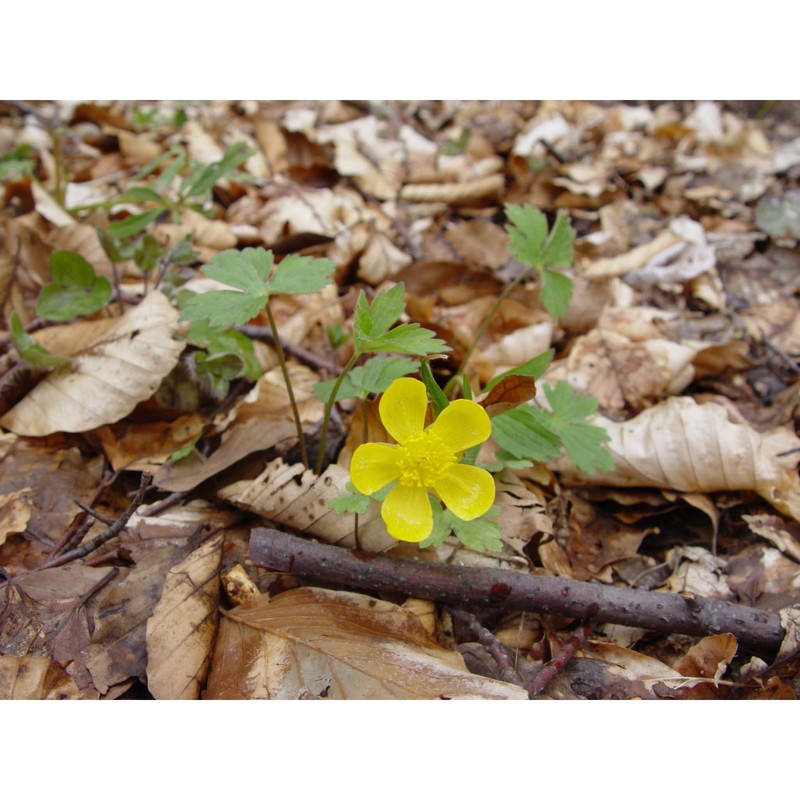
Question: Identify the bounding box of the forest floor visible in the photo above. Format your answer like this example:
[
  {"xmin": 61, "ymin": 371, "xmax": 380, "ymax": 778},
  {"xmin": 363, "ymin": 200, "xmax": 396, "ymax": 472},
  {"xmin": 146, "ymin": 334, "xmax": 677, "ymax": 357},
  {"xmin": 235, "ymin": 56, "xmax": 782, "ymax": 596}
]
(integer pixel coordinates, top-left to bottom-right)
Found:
[{"xmin": 1, "ymin": 100, "xmax": 799, "ymax": 700}]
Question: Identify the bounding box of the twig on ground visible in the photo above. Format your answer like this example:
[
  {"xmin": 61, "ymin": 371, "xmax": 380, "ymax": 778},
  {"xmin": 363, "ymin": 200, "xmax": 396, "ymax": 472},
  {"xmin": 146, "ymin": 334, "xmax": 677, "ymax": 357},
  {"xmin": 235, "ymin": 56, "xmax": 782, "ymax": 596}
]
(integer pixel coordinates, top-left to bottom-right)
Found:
[
  {"xmin": 526, "ymin": 625, "xmax": 589, "ymax": 697},
  {"xmin": 37, "ymin": 473, "xmax": 152, "ymax": 570},
  {"xmin": 238, "ymin": 325, "xmax": 338, "ymax": 375},
  {"xmin": 138, "ymin": 490, "xmax": 190, "ymax": 517},
  {"xmin": 248, "ymin": 528, "xmax": 787, "ymax": 656},
  {"xmin": 448, "ymin": 606, "xmax": 525, "ymax": 687}
]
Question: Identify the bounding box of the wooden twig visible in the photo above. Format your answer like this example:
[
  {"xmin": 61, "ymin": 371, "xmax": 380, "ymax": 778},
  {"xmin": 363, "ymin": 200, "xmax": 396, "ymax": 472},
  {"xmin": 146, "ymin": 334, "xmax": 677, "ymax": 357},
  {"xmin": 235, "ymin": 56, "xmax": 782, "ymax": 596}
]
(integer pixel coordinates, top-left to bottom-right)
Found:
[
  {"xmin": 37, "ymin": 473, "xmax": 152, "ymax": 570},
  {"xmin": 526, "ymin": 625, "xmax": 589, "ymax": 697},
  {"xmin": 248, "ymin": 528, "xmax": 787, "ymax": 656},
  {"xmin": 237, "ymin": 325, "xmax": 338, "ymax": 375},
  {"xmin": 448, "ymin": 606, "xmax": 525, "ymax": 687}
]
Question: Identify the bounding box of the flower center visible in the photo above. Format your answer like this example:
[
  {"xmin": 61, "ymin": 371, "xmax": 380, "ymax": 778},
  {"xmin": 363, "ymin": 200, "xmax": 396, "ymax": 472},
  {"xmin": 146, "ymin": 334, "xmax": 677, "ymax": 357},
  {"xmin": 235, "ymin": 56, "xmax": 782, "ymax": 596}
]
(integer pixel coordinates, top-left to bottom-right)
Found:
[{"xmin": 395, "ymin": 431, "xmax": 456, "ymax": 488}]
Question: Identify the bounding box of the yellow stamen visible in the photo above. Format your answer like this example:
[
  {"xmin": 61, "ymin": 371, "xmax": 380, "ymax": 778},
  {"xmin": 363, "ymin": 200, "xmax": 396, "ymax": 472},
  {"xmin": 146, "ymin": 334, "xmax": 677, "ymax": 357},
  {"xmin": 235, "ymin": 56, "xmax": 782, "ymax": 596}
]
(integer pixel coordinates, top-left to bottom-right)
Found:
[{"xmin": 395, "ymin": 431, "xmax": 457, "ymax": 488}]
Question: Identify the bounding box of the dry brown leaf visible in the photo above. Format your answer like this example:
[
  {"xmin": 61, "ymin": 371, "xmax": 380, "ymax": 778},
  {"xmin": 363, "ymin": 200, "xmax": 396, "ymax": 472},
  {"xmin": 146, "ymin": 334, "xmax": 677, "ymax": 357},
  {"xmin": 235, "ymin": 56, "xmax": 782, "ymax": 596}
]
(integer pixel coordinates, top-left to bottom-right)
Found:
[
  {"xmin": 95, "ymin": 415, "xmax": 207, "ymax": 472},
  {"xmin": 219, "ymin": 458, "xmax": 396, "ymax": 553},
  {"xmin": 0, "ymin": 438, "xmax": 104, "ymax": 541},
  {"xmin": 582, "ymin": 229, "xmax": 681, "ymax": 278},
  {"xmin": 743, "ymin": 514, "xmax": 800, "ymax": 563},
  {"xmin": 127, "ymin": 500, "xmax": 241, "ymax": 542},
  {"xmin": 479, "ymin": 374, "xmax": 536, "ymax": 418},
  {"xmin": 544, "ymin": 329, "xmax": 696, "ymax": 415},
  {"xmin": 83, "ymin": 542, "xmax": 194, "ymax": 694},
  {"xmin": 0, "ymin": 487, "xmax": 33, "ymax": 546},
  {"xmin": 0, "ymin": 291, "xmax": 186, "ymax": 435},
  {"xmin": 154, "ymin": 364, "xmax": 322, "ymax": 491},
  {"xmin": 672, "ymin": 633, "xmax": 737, "ymax": 697},
  {"xmin": 0, "ymin": 655, "xmax": 91, "ymax": 699},
  {"xmin": 204, "ymin": 587, "xmax": 527, "ymax": 699},
  {"xmin": 146, "ymin": 535, "xmax": 222, "ymax": 699},
  {"xmin": 556, "ymin": 396, "xmax": 800, "ymax": 520},
  {"xmin": 357, "ymin": 230, "xmax": 412, "ymax": 283}
]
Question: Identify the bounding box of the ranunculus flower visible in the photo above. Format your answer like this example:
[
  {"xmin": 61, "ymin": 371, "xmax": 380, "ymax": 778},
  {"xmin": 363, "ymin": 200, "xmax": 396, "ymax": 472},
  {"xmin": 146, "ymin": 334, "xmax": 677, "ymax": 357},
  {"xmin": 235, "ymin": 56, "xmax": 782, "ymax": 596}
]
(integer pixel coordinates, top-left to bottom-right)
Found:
[{"xmin": 350, "ymin": 377, "xmax": 495, "ymax": 542}]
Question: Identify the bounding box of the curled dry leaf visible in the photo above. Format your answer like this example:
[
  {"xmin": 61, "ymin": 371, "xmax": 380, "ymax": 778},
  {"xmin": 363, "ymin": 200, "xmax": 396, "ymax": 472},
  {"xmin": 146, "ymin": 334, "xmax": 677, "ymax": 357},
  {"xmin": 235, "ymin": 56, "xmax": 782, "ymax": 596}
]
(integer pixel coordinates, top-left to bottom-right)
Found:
[
  {"xmin": 204, "ymin": 587, "xmax": 528, "ymax": 699},
  {"xmin": 218, "ymin": 458, "xmax": 396, "ymax": 553},
  {"xmin": 0, "ymin": 291, "xmax": 186, "ymax": 436},
  {"xmin": 146, "ymin": 535, "xmax": 222, "ymax": 700},
  {"xmin": 0, "ymin": 487, "xmax": 33, "ymax": 546},
  {"xmin": 555, "ymin": 396, "xmax": 800, "ymax": 521},
  {"xmin": 479, "ymin": 374, "xmax": 536, "ymax": 418}
]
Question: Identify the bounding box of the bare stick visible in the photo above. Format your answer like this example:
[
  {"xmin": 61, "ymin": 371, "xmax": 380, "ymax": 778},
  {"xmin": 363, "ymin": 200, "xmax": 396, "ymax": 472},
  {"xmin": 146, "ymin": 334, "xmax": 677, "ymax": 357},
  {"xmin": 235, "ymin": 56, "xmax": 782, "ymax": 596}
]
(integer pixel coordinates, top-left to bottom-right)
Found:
[
  {"xmin": 248, "ymin": 528, "xmax": 786, "ymax": 655},
  {"xmin": 38, "ymin": 473, "xmax": 153, "ymax": 570},
  {"xmin": 448, "ymin": 606, "xmax": 525, "ymax": 687},
  {"xmin": 526, "ymin": 625, "xmax": 588, "ymax": 697}
]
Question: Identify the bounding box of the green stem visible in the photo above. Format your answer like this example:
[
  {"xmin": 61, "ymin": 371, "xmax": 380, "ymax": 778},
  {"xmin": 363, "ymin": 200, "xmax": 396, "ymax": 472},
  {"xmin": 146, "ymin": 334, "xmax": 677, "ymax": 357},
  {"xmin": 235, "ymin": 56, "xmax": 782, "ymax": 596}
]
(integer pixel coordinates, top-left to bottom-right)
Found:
[
  {"xmin": 314, "ymin": 352, "xmax": 359, "ymax": 475},
  {"xmin": 264, "ymin": 301, "xmax": 309, "ymax": 470},
  {"xmin": 446, "ymin": 265, "xmax": 534, "ymax": 397}
]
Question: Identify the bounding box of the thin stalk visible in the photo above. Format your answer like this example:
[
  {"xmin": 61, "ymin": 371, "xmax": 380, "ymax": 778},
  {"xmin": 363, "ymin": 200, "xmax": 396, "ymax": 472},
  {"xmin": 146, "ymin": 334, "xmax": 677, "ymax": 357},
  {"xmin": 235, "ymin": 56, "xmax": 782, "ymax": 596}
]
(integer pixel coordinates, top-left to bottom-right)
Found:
[
  {"xmin": 446, "ymin": 265, "xmax": 534, "ymax": 397},
  {"xmin": 51, "ymin": 127, "xmax": 66, "ymax": 208},
  {"xmin": 314, "ymin": 351, "xmax": 359, "ymax": 475},
  {"xmin": 264, "ymin": 301, "xmax": 309, "ymax": 470}
]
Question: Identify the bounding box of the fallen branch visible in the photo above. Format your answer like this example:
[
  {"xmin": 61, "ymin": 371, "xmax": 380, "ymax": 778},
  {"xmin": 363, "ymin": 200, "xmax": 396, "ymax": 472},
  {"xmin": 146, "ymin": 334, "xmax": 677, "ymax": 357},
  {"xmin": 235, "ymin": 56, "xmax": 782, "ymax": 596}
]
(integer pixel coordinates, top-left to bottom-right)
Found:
[{"xmin": 248, "ymin": 528, "xmax": 786, "ymax": 656}]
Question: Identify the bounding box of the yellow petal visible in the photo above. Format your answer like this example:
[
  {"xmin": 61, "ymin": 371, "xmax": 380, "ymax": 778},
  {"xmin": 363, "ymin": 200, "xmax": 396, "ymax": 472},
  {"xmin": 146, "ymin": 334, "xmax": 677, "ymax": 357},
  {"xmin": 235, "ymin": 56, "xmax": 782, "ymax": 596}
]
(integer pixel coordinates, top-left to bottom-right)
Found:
[
  {"xmin": 428, "ymin": 399, "xmax": 491, "ymax": 453},
  {"xmin": 350, "ymin": 443, "xmax": 401, "ymax": 495},
  {"xmin": 379, "ymin": 378, "xmax": 428, "ymax": 445},
  {"xmin": 381, "ymin": 484, "xmax": 433, "ymax": 542},
  {"xmin": 434, "ymin": 463, "xmax": 495, "ymax": 521}
]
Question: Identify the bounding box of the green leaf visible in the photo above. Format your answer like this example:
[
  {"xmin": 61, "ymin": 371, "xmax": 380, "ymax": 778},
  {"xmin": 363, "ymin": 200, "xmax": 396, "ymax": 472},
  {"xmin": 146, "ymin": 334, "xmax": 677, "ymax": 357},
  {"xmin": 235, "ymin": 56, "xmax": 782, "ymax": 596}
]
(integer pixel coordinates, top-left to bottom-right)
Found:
[
  {"xmin": 360, "ymin": 324, "xmax": 450, "ymax": 357},
  {"xmin": 354, "ymin": 283, "xmax": 405, "ymax": 340},
  {"xmin": 187, "ymin": 320, "xmax": 261, "ymax": 382},
  {"xmin": 180, "ymin": 141, "xmax": 253, "ymax": 198},
  {"xmin": 124, "ymin": 185, "xmax": 166, "ymax": 204},
  {"xmin": 133, "ymin": 142, "xmax": 183, "ymax": 181},
  {"xmin": 36, "ymin": 251, "xmax": 112, "ymax": 321},
  {"xmin": 491, "ymin": 405, "xmax": 563, "ymax": 463},
  {"xmin": 169, "ymin": 436, "xmax": 201, "ymax": 463},
  {"xmin": 504, "ymin": 204, "xmax": 575, "ymax": 320},
  {"xmin": 505, "ymin": 205, "xmax": 575, "ymax": 269},
  {"xmin": 267, "ymin": 254, "xmax": 335, "ymax": 296},
  {"xmin": 107, "ymin": 208, "xmax": 163, "ymax": 238},
  {"xmin": 326, "ymin": 322, "xmax": 350, "ymax": 350},
  {"xmin": 484, "ymin": 349, "xmax": 554, "ymax": 392},
  {"xmin": 313, "ymin": 355, "xmax": 419, "ymax": 405},
  {"xmin": 179, "ymin": 290, "xmax": 266, "ymax": 328},
  {"xmin": 538, "ymin": 381, "xmax": 613, "ymax": 474},
  {"xmin": 134, "ymin": 234, "xmax": 162, "ymax": 273},
  {"xmin": 539, "ymin": 268, "xmax": 573, "ymax": 321},
  {"xmin": 203, "ymin": 247, "xmax": 273, "ymax": 294},
  {"xmin": 421, "ymin": 504, "xmax": 502, "ymax": 552},
  {"xmin": 9, "ymin": 313, "xmax": 72, "ymax": 370},
  {"xmin": 353, "ymin": 284, "xmax": 449, "ymax": 357},
  {"xmin": 419, "ymin": 360, "xmax": 449, "ymax": 415}
]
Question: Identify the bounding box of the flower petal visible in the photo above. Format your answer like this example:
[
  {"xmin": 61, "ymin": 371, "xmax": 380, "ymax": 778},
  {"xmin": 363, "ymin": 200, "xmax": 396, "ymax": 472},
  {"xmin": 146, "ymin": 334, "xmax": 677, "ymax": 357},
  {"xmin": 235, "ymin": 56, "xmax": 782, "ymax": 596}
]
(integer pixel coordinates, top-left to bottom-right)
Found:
[
  {"xmin": 379, "ymin": 378, "xmax": 428, "ymax": 445},
  {"xmin": 350, "ymin": 443, "xmax": 401, "ymax": 495},
  {"xmin": 381, "ymin": 484, "xmax": 433, "ymax": 542},
  {"xmin": 434, "ymin": 463, "xmax": 495, "ymax": 521},
  {"xmin": 428, "ymin": 399, "xmax": 491, "ymax": 453}
]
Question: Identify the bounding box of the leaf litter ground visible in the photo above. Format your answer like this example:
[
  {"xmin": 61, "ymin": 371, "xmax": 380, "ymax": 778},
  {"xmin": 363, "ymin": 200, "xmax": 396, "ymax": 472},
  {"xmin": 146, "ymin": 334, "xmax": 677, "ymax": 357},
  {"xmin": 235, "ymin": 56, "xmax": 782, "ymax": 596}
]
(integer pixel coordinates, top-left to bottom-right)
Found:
[{"xmin": 1, "ymin": 100, "xmax": 799, "ymax": 699}]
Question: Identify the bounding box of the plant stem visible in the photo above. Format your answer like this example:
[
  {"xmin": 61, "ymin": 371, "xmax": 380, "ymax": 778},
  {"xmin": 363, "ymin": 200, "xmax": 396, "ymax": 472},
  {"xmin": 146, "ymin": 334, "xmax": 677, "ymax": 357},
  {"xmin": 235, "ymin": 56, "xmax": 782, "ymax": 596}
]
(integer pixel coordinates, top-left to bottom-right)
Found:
[
  {"xmin": 264, "ymin": 301, "xmax": 309, "ymax": 470},
  {"xmin": 314, "ymin": 351, "xmax": 359, "ymax": 475},
  {"xmin": 446, "ymin": 265, "xmax": 534, "ymax": 397}
]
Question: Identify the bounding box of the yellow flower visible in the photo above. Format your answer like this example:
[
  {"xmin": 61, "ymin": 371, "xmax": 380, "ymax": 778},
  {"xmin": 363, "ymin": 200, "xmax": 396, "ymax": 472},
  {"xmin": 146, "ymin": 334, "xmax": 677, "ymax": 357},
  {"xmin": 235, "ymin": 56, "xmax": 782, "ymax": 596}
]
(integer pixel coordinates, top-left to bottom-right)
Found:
[{"xmin": 350, "ymin": 377, "xmax": 495, "ymax": 542}]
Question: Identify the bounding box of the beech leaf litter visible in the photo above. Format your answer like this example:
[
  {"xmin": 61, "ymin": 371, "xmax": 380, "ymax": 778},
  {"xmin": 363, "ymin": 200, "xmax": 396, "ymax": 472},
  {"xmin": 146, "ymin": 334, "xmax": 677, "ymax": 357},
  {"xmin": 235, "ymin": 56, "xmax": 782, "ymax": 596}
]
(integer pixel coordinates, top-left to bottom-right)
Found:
[{"xmin": 1, "ymin": 100, "xmax": 800, "ymax": 700}]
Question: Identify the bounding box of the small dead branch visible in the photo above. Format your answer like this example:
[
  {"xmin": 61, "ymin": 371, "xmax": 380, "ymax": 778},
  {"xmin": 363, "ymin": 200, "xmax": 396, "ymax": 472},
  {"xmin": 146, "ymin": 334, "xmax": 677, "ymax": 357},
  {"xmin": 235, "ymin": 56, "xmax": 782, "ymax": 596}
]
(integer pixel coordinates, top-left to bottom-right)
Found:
[
  {"xmin": 38, "ymin": 473, "xmax": 153, "ymax": 570},
  {"xmin": 448, "ymin": 606, "xmax": 525, "ymax": 687},
  {"xmin": 526, "ymin": 625, "xmax": 589, "ymax": 697},
  {"xmin": 248, "ymin": 528, "xmax": 787, "ymax": 656}
]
